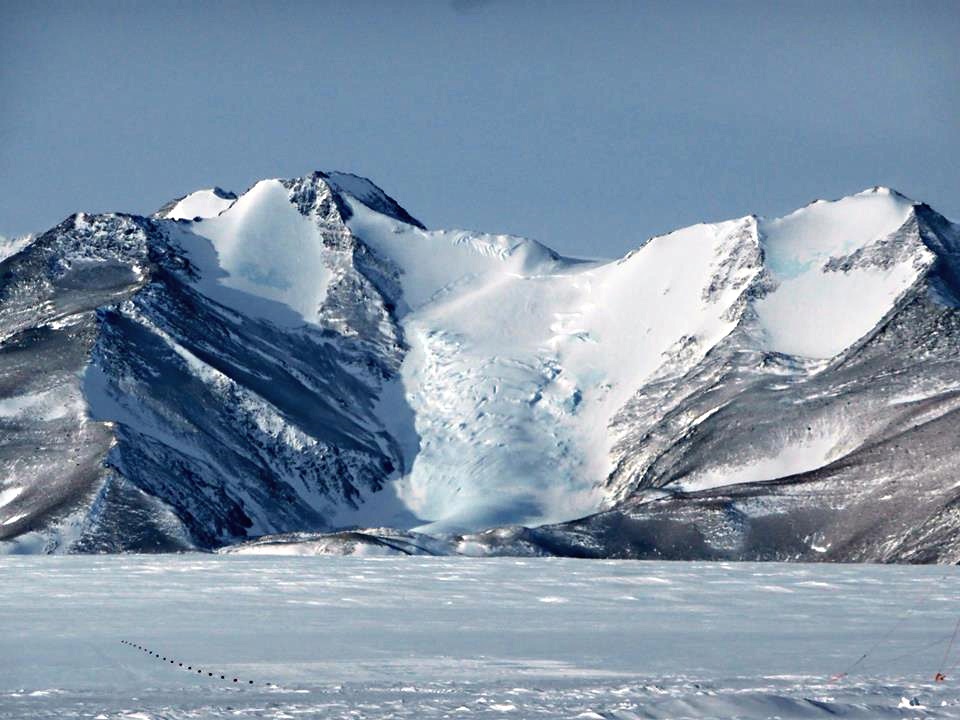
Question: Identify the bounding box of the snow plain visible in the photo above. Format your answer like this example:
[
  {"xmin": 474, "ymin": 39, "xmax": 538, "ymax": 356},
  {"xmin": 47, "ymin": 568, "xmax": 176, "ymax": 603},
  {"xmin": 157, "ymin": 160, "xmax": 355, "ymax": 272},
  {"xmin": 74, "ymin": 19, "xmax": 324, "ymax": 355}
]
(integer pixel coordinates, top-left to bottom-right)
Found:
[{"xmin": 2, "ymin": 557, "xmax": 960, "ymax": 719}]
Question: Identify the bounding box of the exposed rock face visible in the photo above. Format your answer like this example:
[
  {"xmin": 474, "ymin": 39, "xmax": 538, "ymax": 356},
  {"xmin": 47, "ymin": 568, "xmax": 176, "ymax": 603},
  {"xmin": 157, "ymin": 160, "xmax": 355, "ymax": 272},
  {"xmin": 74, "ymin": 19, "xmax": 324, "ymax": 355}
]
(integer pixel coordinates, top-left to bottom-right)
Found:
[
  {"xmin": 2, "ymin": 175, "xmax": 959, "ymax": 561},
  {"xmin": 0, "ymin": 177, "xmax": 413, "ymax": 552}
]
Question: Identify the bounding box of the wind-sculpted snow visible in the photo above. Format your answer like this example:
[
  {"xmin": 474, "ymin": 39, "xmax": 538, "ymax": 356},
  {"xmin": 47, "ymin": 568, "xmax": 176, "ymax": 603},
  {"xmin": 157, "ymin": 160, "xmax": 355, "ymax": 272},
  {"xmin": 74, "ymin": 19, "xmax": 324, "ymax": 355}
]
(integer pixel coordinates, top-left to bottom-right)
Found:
[
  {"xmin": 1, "ymin": 171, "xmax": 960, "ymax": 558},
  {"xmin": 182, "ymin": 179, "xmax": 337, "ymax": 325},
  {"xmin": 2, "ymin": 556, "xmax": 960, "ymax": 719},
  {"xmin": 754, "ymin": 189, "xmax": 929, "ymax": 358},
  {"xmin": 155, "ymin": 187, "xmax": 237, "ymax": 221}
]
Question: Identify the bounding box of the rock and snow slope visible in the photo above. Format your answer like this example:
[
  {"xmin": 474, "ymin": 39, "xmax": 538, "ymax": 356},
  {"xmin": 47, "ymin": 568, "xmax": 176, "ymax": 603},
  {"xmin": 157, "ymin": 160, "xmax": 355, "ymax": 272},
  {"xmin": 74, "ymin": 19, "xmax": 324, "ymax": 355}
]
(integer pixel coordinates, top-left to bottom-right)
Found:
[{"xmin": 1, "ymin": 172, "xmax": 958, "ymax": 560}]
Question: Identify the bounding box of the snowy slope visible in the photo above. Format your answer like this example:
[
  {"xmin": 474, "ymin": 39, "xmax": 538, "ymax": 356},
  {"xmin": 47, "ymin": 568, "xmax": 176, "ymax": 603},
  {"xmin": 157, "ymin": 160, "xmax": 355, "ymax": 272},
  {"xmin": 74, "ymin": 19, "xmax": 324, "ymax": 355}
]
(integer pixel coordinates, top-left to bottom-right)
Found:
[
  {"xmin": 1, "ymin": 172, "xmax": 959, "ymax": 559},
  {"xmin": 342, "ymin": 187, "xmax": 940, "ymax": 533},
  {"xmin": 182, "ymin": 179, "xmax": 334, "ymax": 325},
  {"xmin": 755, "ymin": 188, "xmax": 928, "ymax": 357},
  {"xmin": 155, "ymin": 187, "xmax": 237, "ymax": 220},
  {"xmin": 341, "ymin": 199, "xmax": 767, "ymax": 532},
  {"xmin": 0, "ymin": 234, "xmax": 34, "ymax": 263}
]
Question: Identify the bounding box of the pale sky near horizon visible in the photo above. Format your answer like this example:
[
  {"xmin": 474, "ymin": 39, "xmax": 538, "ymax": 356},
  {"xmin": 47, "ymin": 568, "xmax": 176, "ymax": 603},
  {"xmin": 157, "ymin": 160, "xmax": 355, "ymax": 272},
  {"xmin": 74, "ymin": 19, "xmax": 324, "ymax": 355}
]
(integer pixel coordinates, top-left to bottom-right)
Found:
[{"xmin": 1, "ymin": 0, "xmax": 958, "ymax": 257}]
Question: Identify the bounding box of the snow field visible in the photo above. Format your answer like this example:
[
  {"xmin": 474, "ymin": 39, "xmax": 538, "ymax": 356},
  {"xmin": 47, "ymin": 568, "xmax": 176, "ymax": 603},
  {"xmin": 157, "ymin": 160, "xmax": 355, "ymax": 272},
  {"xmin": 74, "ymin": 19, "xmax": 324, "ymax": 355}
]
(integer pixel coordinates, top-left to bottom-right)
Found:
[{"xmin": 2, "ymin": 556, "xmax": 960, "ymax": 719}]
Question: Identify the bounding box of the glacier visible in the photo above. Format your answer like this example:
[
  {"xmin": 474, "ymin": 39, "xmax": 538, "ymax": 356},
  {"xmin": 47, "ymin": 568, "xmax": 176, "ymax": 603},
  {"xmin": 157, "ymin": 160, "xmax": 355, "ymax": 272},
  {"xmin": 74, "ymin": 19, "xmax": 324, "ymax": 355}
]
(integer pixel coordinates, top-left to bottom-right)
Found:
[{"xmin": 1, "ymin": 172, "xmax": 959, "ymax": 560}]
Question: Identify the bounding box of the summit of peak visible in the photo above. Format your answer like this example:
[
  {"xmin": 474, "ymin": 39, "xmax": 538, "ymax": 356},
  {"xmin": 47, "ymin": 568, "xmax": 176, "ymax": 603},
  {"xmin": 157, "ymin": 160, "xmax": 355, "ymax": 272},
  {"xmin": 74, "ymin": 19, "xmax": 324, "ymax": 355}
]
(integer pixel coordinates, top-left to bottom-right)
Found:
[
  {"xmin": 157, "ymin": 171, "xmax": 425, "ymax": 230},
  {"xmin": 243, "ymin": 171, "xmax": 426, "ymax": 230},
  {"xmin": 209, "ymin": 186, "xmax": 238, "ymax": 200},
  {"xmin": 155, "ymin": 187, "xmax": 238, "ymax": 221},
  {"xmin": 854, "ymin": 185, "xmax": 914, "ymax": 202},
  {"xmin": 320, "ymin": 170, "xmax": 426, "ymax": 230}
]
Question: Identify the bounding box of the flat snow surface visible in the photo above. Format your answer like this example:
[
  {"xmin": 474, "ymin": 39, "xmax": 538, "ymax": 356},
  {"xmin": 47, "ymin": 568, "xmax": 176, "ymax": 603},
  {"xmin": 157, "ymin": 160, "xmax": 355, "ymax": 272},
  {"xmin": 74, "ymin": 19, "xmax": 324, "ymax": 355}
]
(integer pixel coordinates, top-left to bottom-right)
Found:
[{"xmin": 2, "ymin": 557, "xmax": 960, "ymax": 719}]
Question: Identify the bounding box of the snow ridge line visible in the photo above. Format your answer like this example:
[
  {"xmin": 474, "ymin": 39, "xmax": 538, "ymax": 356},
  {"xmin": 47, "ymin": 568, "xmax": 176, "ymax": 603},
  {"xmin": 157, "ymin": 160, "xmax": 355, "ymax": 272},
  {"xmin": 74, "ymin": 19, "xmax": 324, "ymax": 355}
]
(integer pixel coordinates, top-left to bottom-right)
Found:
[{"xmin": 118, "ymin": 640, "xmax": 275, "ymax": 687}]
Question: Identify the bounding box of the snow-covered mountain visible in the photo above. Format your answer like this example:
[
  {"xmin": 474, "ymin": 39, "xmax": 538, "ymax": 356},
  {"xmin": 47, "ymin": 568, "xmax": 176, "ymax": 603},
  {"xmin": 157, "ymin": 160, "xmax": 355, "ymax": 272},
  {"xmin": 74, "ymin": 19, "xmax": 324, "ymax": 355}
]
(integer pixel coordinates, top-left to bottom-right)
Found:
[{"xmin": 2, "ymin": 172, "xmax": 958, "ymax": 561}]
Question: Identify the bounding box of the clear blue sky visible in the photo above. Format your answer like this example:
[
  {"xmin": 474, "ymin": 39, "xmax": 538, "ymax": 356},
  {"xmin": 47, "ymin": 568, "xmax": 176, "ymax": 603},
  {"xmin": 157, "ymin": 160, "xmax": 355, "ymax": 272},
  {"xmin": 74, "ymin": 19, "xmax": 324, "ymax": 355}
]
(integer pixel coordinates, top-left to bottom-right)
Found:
[{"xmin": 2, "ymin": 0, "xmax": 958, "ymax": 257}]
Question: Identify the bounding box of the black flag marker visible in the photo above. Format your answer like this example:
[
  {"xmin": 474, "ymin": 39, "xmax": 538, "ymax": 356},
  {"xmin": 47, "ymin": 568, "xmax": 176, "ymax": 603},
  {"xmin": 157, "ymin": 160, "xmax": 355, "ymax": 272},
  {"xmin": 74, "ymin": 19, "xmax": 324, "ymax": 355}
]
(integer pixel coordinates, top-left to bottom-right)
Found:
[{"xmin": 121, "ymin": 641, "xmax": 262, "ymax": 687}]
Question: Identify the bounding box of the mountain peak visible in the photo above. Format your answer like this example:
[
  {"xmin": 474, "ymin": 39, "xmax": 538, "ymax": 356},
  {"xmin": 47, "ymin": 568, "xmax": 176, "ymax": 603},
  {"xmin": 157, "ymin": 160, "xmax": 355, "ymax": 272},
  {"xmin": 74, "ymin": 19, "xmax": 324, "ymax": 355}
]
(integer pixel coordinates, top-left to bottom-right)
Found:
[
  {"xmin": 155, "ymin": 187, "xmax": 238, "ymax": 221},
  {"xmin": 317, "ymin": 171, "xmax": 426, "ymax": 230},
  {"xmin": 265, "ymin": 170, "xmax": 424, "ymax": 229},
  {"xmin": 210, "ymin": 186, "xmax": 237, "ymax": 199},
  {"xmin": 155, "ymin": 171, "xmax": 425, "ymax": 230},
  {"xmin": 854, "ymin": 185, "xmax": 914, "ymax": 201}
]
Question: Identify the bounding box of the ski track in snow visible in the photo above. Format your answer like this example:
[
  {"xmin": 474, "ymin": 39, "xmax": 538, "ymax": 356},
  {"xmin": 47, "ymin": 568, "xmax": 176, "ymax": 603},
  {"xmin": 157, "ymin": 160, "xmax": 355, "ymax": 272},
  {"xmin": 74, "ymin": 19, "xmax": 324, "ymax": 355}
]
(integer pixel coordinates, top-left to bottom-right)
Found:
[{"xmin": 1, "ymin": 556, "xmax": 960, "ymax": 719}]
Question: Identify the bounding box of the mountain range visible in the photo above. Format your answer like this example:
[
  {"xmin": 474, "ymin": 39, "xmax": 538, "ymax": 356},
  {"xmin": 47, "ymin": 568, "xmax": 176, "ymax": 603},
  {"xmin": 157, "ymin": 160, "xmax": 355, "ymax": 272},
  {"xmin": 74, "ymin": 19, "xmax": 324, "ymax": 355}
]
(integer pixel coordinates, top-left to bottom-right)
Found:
[{"xmin": 1, "ymin": 172, "xmax": 958, "ymax": 561}]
